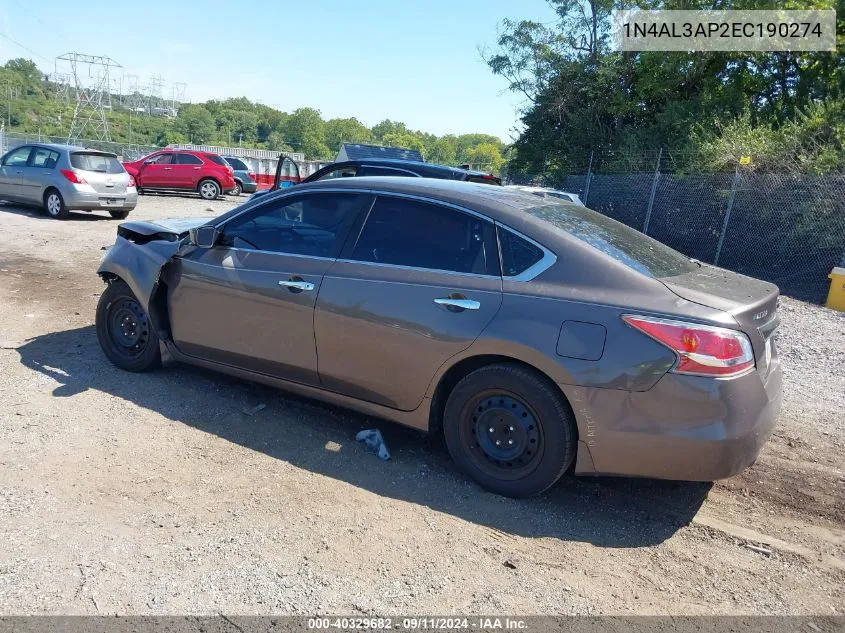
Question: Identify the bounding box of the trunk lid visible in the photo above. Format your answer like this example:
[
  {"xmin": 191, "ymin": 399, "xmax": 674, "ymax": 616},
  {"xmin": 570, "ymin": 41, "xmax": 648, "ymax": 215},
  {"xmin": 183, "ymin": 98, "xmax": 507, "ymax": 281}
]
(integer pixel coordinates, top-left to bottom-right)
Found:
[{"xmin": 661, "ymin": 264, "xmax": 780, "ymax": 373}]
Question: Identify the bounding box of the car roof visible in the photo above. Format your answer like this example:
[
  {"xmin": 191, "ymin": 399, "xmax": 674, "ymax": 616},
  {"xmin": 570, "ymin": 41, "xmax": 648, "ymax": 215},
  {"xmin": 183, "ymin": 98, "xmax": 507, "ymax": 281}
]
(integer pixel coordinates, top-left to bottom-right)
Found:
[
  {"xmin": 333, "ymin": 157, "xmax": 495, "ymax": 178},
  {"xmin": 12, "ymin": 142, "xmax": 84, "ymax": 153}
]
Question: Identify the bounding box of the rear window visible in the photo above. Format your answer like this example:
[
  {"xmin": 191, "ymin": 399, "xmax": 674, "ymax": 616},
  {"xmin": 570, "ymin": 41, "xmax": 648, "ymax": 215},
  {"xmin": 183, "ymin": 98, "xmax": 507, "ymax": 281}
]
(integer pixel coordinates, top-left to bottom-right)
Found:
[
  {"xmin": 70, "ymin": 152, "xmax": 123, "ymax": 174},
  {"xmin": 204, "ymin": 154, "xmax": 227, "ymax": 166},
  {"xmin": 498, "ymin": 227, "xmax": 544, "ymax": 277},
  {"xmin": 525, "ymin": 203, "xmax": 697, "ymax": 278}
]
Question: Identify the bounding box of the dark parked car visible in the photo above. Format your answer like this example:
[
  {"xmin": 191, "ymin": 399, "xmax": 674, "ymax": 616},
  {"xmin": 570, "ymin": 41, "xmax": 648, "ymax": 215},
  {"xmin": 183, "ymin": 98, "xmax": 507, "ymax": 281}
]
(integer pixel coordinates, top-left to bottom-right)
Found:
[
  {"xmin": 222, "ymin": 156, "xmax": 258, "ymax": 196},
  {"xmin": 251, "ymin": 157, "xmax": 501, "ymax": 200},
  {"xmin": 122, "ymin": 149, "xmax": 236, "ymax": 200},
  {"xmin": 95, "ymin": 177, "xmax": 781, "ymax": 497}
]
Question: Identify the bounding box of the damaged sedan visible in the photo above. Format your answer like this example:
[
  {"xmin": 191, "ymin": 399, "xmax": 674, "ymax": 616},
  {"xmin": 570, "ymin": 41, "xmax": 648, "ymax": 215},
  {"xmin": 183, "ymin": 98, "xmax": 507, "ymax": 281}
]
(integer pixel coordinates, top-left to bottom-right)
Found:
[{"xmin": 96, "ymin": 177, "xmax": 782, "ymax": 497}]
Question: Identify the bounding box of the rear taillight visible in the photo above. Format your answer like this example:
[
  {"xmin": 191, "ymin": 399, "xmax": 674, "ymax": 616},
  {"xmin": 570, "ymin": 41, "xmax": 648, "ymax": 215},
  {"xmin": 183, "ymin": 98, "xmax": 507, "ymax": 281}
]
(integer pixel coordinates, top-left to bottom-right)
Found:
[
  {"xmin": 248, "ymin": 172, "xmax": 256, "ymax": 180},
  {"xmin": 127, "ymin": 176, "xmax": 136, "ymax": 188},
  {"xmin": 623, "ymin": 315, "xmax": 754, "ymax": 377},
  {"xmin": 60, "ymin": 169, "xmax": 87, "ymax": 185}
]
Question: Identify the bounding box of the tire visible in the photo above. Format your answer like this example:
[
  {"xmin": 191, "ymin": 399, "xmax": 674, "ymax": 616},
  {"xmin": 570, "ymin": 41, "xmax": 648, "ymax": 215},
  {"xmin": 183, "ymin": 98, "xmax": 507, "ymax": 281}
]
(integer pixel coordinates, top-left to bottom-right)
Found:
[
  {"xmin": 443, "ymin": 363, "xmax": 577, "ymax": 498},
  {"xmin": 95, "ymin": 279, "xmax": 161, "ymax": 372},
  {"xmin": 109, "ymin": 210, "xmax": 130, "ymax": 220},
  {"xmin": 230, "ymin": 181, "xmax": 242, "ymax": 197},
  {"xmin": 44, "ymin": 189, "xmax": 69, "ymax": 219},
  {"xmin": 198, "ymin": 179, "xmax": 220, "ymax": 200}
]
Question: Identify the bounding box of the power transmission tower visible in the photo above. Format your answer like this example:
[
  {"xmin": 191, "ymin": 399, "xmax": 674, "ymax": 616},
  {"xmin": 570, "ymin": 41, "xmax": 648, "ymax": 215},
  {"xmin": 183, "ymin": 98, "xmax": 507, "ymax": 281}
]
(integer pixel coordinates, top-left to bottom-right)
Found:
[
  {"xmin": 57, "ymin": 53, "xmax": 122, "ymax": 143},
  {"xmin": 170, "ymin": 82, "xmax": 187, "ymax": 114}
]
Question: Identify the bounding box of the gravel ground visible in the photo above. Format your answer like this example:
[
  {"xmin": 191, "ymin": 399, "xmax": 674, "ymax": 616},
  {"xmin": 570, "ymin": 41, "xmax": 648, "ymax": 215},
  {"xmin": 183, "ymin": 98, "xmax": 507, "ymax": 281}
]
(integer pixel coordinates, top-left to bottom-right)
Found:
[{"xmin": 0, "ymin": 194, "xmax": 843, "ymax": 616}]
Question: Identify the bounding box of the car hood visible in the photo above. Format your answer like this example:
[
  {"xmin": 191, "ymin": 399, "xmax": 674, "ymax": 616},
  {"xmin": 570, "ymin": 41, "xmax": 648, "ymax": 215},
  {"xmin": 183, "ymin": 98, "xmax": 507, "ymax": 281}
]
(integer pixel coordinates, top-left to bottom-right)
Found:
[{"xmin": 118, "ymin": 217, "xmax": 210, "ymax": 238}]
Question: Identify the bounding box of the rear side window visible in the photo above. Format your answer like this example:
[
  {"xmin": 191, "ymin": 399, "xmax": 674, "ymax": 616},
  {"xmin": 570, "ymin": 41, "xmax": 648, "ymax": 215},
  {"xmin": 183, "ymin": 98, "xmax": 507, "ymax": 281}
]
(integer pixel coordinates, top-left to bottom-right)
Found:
[
  {"xmin": 526, "ymin": 203, "xmax": 696, "ymax": 278},
  {"xmin": 317, "ymin": 165, "xmax": 357, "ymax": 180},
  {"xmin": 70, "ymin": 152, "xmax": 123, "ymax": 173},
  {"xmin": 176, "ymin": 153, "xmax": 202, "ymax": 165},
  {"xmin": 226, "ymin": 157, "xmax": 248, "ymax": 170},
  {"xmin": 30, "ymin": 148, "xmax": 60, "ymax": 169},
  {"xmin": 358, "ymin": 166, "xmax": 419, "ymax": 177},
  {"xmin": 351, "ymin": 197, "xmax": 497, "ymax": 275},
  {"xmin": 498, "ymin": 227, "xmax": 544, "ymax": 277},
  {"xmin": 204, "ymin": 154, "xmax": 227, "ymax": 166}
]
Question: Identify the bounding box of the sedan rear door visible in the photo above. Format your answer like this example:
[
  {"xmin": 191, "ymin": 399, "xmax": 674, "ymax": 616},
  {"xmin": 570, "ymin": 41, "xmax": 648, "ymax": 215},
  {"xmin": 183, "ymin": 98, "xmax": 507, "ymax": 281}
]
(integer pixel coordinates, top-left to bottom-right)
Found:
[
  {"xmin": 167, "ymin": 191, "xmax": 368, "ymax": 385},
  {"xmin": 315, "ymin": 194, "xmax": 503, "ymax": 411}
]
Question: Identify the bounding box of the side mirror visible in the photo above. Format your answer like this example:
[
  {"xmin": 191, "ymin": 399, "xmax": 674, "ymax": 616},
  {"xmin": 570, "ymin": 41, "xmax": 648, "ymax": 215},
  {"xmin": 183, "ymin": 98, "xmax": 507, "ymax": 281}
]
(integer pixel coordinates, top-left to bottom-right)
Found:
[
  {"xmin": 143, "ymin": 159, "xmax": 156, "ymax": 165},
  {"xmin": 189, "ymin": 225, "xmax": 219, "ymax": 248}
]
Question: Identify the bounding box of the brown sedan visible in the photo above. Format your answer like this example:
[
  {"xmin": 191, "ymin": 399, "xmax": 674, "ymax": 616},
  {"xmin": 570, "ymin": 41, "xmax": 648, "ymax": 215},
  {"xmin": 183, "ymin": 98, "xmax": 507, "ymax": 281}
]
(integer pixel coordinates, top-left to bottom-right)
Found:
[{"xmin": 96, "ymin": 177, "xmax": 782, "ymax": 497}]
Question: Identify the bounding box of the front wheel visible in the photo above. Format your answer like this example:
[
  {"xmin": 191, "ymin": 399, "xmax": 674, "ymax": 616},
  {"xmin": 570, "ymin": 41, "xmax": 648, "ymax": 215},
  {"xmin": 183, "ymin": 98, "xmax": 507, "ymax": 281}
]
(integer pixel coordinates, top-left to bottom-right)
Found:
[
  {"xmin": 96, "ymin": 280, "xmax": 161, "ymax": 372},
  {"xmin": 198, "ymin": 179, "xmax": 220, "ymax": 200},
  {"xmin": 44, "ymin": 189, "xmax": 69, "ymax": 219},
  {"xmin": 443, "ymin": 364, "xmax": 577, "ymax": 498}
]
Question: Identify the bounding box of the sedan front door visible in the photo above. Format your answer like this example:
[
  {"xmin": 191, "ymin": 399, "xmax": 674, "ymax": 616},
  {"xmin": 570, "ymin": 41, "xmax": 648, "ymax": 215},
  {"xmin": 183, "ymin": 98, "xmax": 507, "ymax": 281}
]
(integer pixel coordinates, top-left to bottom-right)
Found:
[
  {"xmin": 167, "ymin": 191, "xmax": 367, "ymax": 385},
  {"xmin": 315, "ymin": 195, "xmax": 503, "ymax": 411},
  {"xmin": 137, "ymin": 152, "xmax": 174, "ymax": 188}
]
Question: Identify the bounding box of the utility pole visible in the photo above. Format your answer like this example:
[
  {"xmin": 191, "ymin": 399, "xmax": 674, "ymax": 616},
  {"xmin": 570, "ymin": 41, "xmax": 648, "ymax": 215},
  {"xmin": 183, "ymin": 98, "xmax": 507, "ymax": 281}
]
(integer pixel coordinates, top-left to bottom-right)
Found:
[{"xmin": 56, "ymin": 52, "xmax": 122, "ymax": 143}]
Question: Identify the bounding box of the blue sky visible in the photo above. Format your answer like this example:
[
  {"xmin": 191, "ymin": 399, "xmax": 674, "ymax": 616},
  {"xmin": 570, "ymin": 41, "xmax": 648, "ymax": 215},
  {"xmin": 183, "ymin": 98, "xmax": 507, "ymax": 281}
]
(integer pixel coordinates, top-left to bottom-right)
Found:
[{"xmin": 0, "ymin": 0, "xmax": 559, "ymax": 141}]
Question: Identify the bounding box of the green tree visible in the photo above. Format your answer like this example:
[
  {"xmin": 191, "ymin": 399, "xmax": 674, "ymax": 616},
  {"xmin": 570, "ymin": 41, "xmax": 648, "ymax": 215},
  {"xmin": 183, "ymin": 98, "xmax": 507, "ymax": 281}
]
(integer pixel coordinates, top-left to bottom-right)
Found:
[
  {"xmin": 382, "ymin": 131, "xmax": 426, "ymax": 158},
  {"xmin": 4, "ymin": 58, "xmax": 41, "ymax": 83},
  {"xmin": 282, "ymin": 108, "xmax": 331, "ymax": 159},
  {"xmin": 325, "ymin": 117, "xmax": 373, "ymax": 152},
  {"xmin": 428, "ymin": 136, "xmax": 458, "ymax": 165},
  {"xmin": 466, "ymin": 143, "xmax": 505, "ymax": 173},
  {"xmin": 173, "ymin": 104, "xmax": 214, "ymax": 144},
  {"xmin": 371, "ymin": 119, "xmax": 407, "ymax": 141},
  {"xmin": 267, "ymin": 131, "xmax": 294, "ymax": 153}
]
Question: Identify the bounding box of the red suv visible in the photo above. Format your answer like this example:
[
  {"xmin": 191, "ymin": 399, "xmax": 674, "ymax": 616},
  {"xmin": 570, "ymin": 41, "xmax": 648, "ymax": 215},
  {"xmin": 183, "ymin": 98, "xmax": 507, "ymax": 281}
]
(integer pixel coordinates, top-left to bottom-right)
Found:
[{"xmin": 122, "ymin": 150, "xmax": 236, "ymax": 200}]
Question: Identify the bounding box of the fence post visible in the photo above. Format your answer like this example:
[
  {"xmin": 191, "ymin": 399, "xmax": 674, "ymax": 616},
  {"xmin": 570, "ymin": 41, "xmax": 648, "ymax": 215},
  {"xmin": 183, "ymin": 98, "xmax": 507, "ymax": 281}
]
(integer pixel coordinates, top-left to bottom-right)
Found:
[
  {"xmin": 583, "ymin": 151, "xmax": 594, "ymax": 206},
  {"xmin": 714, "ymin": 164, "xmax": 741, "ymax": 266},
  {"xmin": 643, "ymin": 148, "xmax": 662, "ymax": 235}
]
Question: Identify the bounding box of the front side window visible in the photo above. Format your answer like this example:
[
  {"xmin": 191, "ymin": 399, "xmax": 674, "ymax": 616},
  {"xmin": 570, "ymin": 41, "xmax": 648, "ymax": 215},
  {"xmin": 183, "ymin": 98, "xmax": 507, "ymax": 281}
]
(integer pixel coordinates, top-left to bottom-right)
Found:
[
  {"xmin": 317, "ymin": 165, "xmax": 357, "ymax": 180},
  {"xmin": 3, "ymin": 146, "xmax": 32, "ymax": 167},
  {"xmin": 221, "ymin": 193, "xmax": 363, "ymax": 258},
  {"xmin": 358, "ymin": 166, "xmax": 418, "ymax": 177},
  {"xmin": 30, "ymin": 148, "xmax": 61, "ymax": 169},
  {"xmin": 498, "ymin": 227, "xmax": 544, "ymax": 277},
  {"xmin": 146, "ymin": 153, "xmax": 173, "ymax": 165},
  {"xmin": 351, "ymin": 196, "xmax": 497, "ymax": 275},
  {"xmin": 176, "ymin": 153, "xmax": 203, "ymax": 165}
]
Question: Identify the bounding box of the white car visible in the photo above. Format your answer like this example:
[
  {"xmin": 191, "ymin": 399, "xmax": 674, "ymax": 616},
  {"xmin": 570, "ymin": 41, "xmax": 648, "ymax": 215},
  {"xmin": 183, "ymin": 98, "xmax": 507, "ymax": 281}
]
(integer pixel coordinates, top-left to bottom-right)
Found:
[{"xmin": 506, "ymin": 185, "xmax": 585, "ymax": 206}]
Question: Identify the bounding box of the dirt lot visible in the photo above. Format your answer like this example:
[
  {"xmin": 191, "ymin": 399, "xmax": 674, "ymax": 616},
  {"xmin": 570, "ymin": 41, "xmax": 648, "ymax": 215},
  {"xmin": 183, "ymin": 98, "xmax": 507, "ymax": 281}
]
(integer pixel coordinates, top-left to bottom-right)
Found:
[{"xmin": 0, "ymin": 195, "xmax": 843, "ymax": 616}]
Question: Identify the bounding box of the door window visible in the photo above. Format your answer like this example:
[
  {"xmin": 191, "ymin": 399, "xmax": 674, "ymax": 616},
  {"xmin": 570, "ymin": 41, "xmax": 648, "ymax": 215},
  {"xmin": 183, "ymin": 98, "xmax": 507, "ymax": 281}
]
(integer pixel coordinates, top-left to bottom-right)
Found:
[
  {"xmin": 358, "ymin": 166, "xmax": 419, "ymax": 177},
  {"xmin": 175, "ymin": 153, "xmax": 203, "ymax": 165},
  {"xmin": 3, "ymin": 146, "xmax": 32, "ymax": 167},
  {"xmin": 316, "ymin": 165, "xmax": 357, "ymax": 180},
  {"xmin": 146, "ymin": 153, "xmax": 173, "ymax": 165},
  {"xmin": 30, "ymin": 148, "xmax": 61, "ymax": 169},
  {"xmin": 350, "ymin": 196, "xmax": 498, "ymax": 275},
  {"xmin": 497, "ymin": 227, "xmax": 544, "ymax": 277},
  {"xmin": 225, "ymin": 157, "xmax": 248, "ymax": 170},
  {"xmin": 221, "ymin": 193, "xmax": 363, "ymax": 258}
]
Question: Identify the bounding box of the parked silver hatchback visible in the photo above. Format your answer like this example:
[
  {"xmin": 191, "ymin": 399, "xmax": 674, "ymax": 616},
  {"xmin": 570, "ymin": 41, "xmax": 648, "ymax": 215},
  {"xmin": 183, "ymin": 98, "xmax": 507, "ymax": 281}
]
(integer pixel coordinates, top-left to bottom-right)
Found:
[{"xmin": 0, "ymin": 143, "xmax": 138, "ymax": 219}]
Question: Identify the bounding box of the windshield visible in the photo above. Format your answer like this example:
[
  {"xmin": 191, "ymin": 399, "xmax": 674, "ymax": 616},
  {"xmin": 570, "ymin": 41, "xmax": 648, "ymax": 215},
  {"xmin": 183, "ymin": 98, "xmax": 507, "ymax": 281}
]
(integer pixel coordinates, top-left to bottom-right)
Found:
[
  {"xmin": 70, "ymin": 152, "xmax": 124, "ymax": 174},
  {"xmin": 526, "ymin": 203, "xmax": 697, "ymax": 278}
]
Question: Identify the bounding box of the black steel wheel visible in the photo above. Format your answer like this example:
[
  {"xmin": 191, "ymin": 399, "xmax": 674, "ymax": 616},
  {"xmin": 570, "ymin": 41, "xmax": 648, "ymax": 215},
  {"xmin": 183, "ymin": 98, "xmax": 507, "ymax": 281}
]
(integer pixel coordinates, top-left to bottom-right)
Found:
[
  {"xmin": 443, "ymin": 363, "xmax": 577, "ymax": 497},
  {"xmin": 96, "ymin": 280, "xmax": 161, "ymax": 372}
]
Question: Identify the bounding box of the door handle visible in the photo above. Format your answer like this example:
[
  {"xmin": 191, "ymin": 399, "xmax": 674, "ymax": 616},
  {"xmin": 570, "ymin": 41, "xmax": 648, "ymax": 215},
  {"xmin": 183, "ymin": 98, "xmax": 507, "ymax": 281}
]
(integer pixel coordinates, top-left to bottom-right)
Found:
[
  {"xmin": 193, "ymin": 167, "xmax": 201, "ymax": 170},
  {"xmin": 434, "ymin": 297, "xmax": 480, "ymax": 311},
  {"xmin": 279, "ymin": 279, "xmax": 315, "ymax": 292},
  {"xmin": 163, "ymin": 167, "xmax": 172, "ymax": 170}
]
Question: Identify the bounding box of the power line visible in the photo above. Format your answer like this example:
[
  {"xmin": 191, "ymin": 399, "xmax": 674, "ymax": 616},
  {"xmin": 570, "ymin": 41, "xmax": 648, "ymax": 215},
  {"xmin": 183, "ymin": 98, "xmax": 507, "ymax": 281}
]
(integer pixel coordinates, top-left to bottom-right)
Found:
[{"xmin": 0, "ymin": 31, "xmax": 52, "ymax": 63}]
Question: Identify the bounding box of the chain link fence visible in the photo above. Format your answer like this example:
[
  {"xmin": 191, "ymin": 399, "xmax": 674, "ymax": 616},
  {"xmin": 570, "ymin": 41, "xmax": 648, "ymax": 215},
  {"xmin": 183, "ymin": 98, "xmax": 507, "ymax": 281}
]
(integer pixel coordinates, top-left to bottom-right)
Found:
[
  {"xmin": 0, "ymin": 130, "xmax": 159, "ymax": 162},
  {"xmin": 508, "ymin": 151, "xmax": 845, "ymax": 304}
]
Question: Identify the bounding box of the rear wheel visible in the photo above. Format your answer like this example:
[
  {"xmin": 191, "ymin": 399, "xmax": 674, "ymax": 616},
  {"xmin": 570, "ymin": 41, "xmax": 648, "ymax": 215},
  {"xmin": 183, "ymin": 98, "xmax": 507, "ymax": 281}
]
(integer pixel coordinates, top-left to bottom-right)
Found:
[
  {"xmin": 230, "ymin": 181, "xmax": 242, "ymax": 196},
  {"xmin": 95, "ymin": 279, "xmax": 161, "ymax": 372},
  {"xmin": 198, "ymin": 179, "xmax": 220, "ymax": 200},
  {"xmin": 44, "ymin": 189, "xmax": 69, "ymax": 219},
  {"xmin": 443, "ymin": 363, "xmax": 577, "ymax": 498},
  {"xmin": 109, "ymin": 210, "xmax": 130, "ymax": 220}
]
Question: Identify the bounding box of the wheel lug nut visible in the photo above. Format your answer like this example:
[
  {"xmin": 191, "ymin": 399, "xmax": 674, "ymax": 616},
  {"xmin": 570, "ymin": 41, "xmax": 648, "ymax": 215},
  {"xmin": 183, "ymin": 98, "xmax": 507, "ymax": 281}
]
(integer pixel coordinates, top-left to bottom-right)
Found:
[
  {"xmin": 508, "ymin": 439, "xmax": 513, "ymax": 445},
  {"xmin": 489, "ymin": 428, "xmax": 494, "ymax": 433},
  {"xmin": 495, "ymin": 440, "xmax": 501, "ymax": 446},
  {"xmin": 509, "ymin": 426, "xmax": 514, "ymax": 431}
]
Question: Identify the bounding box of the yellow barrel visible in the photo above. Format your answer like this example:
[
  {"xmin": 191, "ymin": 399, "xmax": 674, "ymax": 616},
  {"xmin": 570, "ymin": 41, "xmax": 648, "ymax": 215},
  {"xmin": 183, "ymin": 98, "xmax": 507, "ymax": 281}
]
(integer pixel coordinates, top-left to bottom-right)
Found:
[{"xmin": 826, "ymin": 267, "xmax": 845, "ymax": 311}]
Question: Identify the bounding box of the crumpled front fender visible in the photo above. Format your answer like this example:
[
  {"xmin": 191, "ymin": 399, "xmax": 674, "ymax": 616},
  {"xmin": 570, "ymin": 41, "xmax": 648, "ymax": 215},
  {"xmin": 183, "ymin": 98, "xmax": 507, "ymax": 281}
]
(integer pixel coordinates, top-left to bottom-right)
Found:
[{"xmin": 97, "ymin": 236, "xmax": 182, "ymax": 336}]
